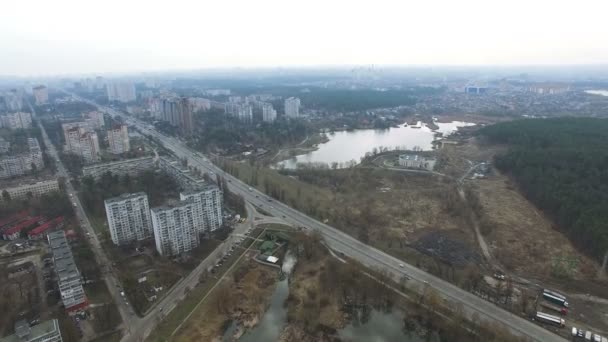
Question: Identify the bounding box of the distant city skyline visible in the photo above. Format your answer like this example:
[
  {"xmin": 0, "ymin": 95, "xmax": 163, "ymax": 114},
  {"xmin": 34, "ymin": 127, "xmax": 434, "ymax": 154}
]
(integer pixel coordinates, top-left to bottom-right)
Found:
[{"xmin": 1, "ymin": 0, "xmax": 607, "ymax": 76}]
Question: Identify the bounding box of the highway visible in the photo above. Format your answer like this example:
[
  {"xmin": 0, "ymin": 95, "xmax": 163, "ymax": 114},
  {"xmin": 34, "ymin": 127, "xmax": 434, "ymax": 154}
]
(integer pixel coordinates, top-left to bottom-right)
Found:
[{"xmin": 69, "ymin": 94, "xmax": 567, "ymax": 342}]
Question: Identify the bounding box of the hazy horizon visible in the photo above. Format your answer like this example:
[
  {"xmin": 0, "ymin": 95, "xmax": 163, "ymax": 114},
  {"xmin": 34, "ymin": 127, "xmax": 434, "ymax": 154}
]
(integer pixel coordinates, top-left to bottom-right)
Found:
[{"xmin": 2, "ymin": 0, "xmax": 607, "ymax": 77}]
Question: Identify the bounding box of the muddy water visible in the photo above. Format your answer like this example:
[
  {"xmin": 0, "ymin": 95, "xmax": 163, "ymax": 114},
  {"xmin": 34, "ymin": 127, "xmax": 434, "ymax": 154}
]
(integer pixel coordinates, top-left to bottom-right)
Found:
[{"xmin": 339, "ymin": 309, "xmax": 427, "ymax": 342}]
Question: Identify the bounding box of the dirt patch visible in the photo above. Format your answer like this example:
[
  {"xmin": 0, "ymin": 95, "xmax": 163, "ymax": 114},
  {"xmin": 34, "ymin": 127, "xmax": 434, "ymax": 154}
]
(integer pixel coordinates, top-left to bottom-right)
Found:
[
  {"xmin": 474, "ymin": 175, "xmax": 599, "ymax": 281},
  {"xmin": 412, "ymin": 230, "xmax": 481, "ymax": 267}
]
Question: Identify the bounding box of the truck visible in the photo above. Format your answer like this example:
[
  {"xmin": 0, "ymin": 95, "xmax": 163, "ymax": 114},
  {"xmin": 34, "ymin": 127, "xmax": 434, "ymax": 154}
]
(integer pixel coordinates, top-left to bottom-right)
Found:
[
  {"xmin": 540, "ymin": 301, "xmax": 568, "ymax": 315},
  {"xmin": 543, "ymin": 291, "xmax": 569, "ymax": 308},
  {"xmin": 534, "ymin": 311, "xmax": 565, "ymax": 327}
]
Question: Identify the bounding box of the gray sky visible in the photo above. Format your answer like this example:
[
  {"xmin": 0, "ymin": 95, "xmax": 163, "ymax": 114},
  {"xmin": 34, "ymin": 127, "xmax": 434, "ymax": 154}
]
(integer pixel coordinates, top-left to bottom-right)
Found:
[{"xmin": 1, "ymin": 0, "xmax": 607, "ymax": 76}]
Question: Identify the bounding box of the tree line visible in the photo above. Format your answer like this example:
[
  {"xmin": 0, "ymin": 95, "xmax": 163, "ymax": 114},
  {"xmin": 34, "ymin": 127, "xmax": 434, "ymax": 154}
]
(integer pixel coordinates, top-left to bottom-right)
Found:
[{"xmin": 479, "ymin": 118, "xmax": 608, "ymax": 262}]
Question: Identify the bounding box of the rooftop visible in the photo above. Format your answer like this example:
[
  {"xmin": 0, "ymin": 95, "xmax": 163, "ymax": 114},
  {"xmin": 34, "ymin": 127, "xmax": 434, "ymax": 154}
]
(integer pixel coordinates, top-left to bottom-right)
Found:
[
  {"xmin": 104, "ymin": 192, "xmax": 147, "ymax": 204},
  {"xmin": 0, "ymin": 319, "xmax": 60, "ymax": 342}
]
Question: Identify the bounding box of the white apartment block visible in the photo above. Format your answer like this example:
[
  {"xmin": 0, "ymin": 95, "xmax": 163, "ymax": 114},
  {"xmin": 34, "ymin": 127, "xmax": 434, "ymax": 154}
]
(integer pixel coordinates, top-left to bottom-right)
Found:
[
  {"xmin": 179, "ymin": 185, "xmax": 223, "ymax": 233},
  {"xmin": 0, "ymin": 138, "xmax": 44, "ymax": 179},
  {"xmin": 33, "ymin": 85, "xmax": 49, "ymax": 105},
  {"xmin": 82, "ymin": 156, "xmax": 155, "ymax": 179},
  {"xmin": 0, "ymin": 179, "xmax": 59, "ymax": 202},
  {"xmin": 106, "ymin": 82, "xmax": 136, "ymax": 102},
  {"xmin": 107, "ymin": 124, "xmax": 130, "ymax": 154},
  {"xmin": 398, "ymin": 154, "xmax": 436, "ymax": 171},
  {"xmin": 284, "ymin": 97, "xmax": 301, "ymax": 118},
  {"xmin": 104, "ymin": 192, "xmax": 152, "ymax": 245},
  {"xmin": 237, "ymin": 105, "xmax": 253, "ymax": 123},
  {"xmin": 151, "ymin": 200, "xmax": 200, "ymax": 256},
  {"xmin": 3, "ymin": 91, "xmax": 22, "ymax": 111},
  {"xmin": 47, "ymin": 231, "xmax": 88, "ymax": 313},
  {"xmin": 0, "ymin": 112, "xmax": 32, "ymax": 129},
  {"xmin": 262, "ymin": 103, "xmax": 277, "ymax": 123},
  {"xmin": 65, "ymin": 127, "xmax": 100, "ymax": 163},
  {"xmin": 188, "ymin": 97, "xmax": 211, "ymax": 112}
]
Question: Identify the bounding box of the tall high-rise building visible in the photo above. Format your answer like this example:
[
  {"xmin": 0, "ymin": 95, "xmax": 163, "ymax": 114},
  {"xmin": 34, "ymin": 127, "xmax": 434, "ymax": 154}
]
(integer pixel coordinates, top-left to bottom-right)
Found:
[
  {"xmin": 236, "ymin": 105, "xmax": 253, "ymax": 123},
  {"xmin": 179, "ymin": 185, "xmax": 223, "ymax": 233},
  {"xmin": 0, "ymin": 112, "xmax": 32, "ymax": 129},
  {"xmin": 104, "ymin": 192, "xmax": 152, "ymax": 245},
  {"xmin": 151, "ymin": 200, "xmax": 200, "ymax": 256},
  {"xmin": 284, "ymin": 97, "xmax": 301, "ymax": 118},
  {"xmin": 33, "ymin": 85, "xmax": 49, "ymax": 105},
  {"xmin": 3, "ymin": 90, "xmax": 22, "ymax": 111},
  {"xmin": 106, "ymin": 82, "xmax": 136, "ymax": 102},
  {"xmin": 161, "ymin": 97, "xmax": 194, "ymax": 135},
  {"xmin": 107, "ymin": 124, "xmax": 130, "ymax": 154},
  {"xmin": 262, "ymin": 103, "xmax": 277, "ymax": 123},
  {"xmin": 65, "ymin": 127, "xmax": 100, "ymax": 163}
]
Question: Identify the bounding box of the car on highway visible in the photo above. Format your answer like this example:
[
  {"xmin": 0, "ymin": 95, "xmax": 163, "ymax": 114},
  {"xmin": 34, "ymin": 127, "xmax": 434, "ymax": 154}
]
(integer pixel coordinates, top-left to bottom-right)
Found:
[{"xmin": 399, "ymin": 263, "xmax": 404, "ymax": 268}]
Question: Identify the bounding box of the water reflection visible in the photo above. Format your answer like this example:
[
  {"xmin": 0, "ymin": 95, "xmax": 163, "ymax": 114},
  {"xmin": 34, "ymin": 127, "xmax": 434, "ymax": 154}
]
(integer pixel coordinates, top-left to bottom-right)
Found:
[{"xmin": 277, "ymin": 121, "xmax": 474, "ymax": 169}]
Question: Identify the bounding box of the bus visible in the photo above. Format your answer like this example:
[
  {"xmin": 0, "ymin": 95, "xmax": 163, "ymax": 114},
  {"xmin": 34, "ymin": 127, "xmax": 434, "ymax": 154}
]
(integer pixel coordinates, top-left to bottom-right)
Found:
[
  {"xmin": 543, "ymin": 292, "xmax": 569, "ymax": 307},
  {"xmin": 534, "ymin": 312, "xmax": 565, "ymax": 327},
  {"xmin": 543, "ymin": 289, "xmax": 566, "ymax": 300}
]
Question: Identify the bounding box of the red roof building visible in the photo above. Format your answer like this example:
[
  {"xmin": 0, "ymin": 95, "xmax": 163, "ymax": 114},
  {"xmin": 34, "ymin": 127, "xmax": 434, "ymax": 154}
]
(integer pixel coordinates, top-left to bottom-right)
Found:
[
  {"xmin": 3, "ymin": 216, "xmax": 44, "ymax": 240},
  {"xmin": 28, "ymin": 217, "xmax": 65, "ymax": 239},
  {"xmin": 0, "ymin": 211, "xmax": 29, "ymax": 231}
]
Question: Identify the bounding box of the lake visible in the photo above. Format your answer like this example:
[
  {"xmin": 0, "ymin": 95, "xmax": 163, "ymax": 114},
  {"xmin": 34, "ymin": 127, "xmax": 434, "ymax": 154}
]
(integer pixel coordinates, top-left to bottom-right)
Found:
[
  {"xmin": 339, "ymin": 309, "xmax": 428, "ymax": 342},
  {"xmin": 277, "ymin": 121, "xmax": 474, "ymax": 169},
  {"xmin": 586, "ymin": 90, "xmax": 608, "ymax": 97}
]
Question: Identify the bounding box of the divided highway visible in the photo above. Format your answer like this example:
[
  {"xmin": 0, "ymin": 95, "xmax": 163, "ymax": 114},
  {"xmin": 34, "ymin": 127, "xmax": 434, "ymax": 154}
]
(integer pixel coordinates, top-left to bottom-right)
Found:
[{"xmin": 69, "ymin": 94, "xmax": 566, "ymax": 342}]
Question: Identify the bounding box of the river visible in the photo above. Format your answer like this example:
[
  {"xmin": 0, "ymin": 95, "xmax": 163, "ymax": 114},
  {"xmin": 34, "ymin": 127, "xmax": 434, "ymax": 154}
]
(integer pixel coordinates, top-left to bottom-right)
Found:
[{"xmin": 276, "ymin": 121, "xmax": 474, "ymax": 169}]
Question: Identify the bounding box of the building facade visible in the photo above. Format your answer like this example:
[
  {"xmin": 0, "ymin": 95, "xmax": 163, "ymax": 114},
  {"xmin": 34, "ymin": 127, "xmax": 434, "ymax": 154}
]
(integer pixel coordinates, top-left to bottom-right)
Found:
[
  {"xmin": 284, "ymin": 97, "xmax": 301, "ymax": 118},
  {"xmin": 48, "ymin": 231, "xmax": 88, "ymax": 313},
  {"xmin": 161, "ymin": 97, "xmax": 194, "ymax": 135},
  {"xmin": 398, "ymin": 154, "xmax": 436, "ymax": 171},
  {"xmin": 0, "ymin": 179, "xmax": 59, "ymax": 202},
  {"xmin": 65, "ymin": 127, "xmax": 100, "ymax": 164},
  {"xmin": 33, "ymin": 86, "xmax": 49, "ymax": 105},
  {"xmin": 106, "ymin": 82, "xmax": 136, "ymax": 102},
  {"xmin": 262, "ymin": 103, "xmax": 277, "ymax": 123},
  {"xmin": 179, "ymin": 185, "xmax": 223, "ymax": 233},
  {"xmin": 3, "ymin": 90, "xmax": 22, "ymax": 111},
  {"xmin": 82, "ymin": 156, "xmax": 155, "ymax": 179},
  {"xmin": 104, "ymin": 192, "xmax": 152, "ymax": 245},
  {"xmin": 107, "ymin": 124, "xmax": 130, "ymax": 154},
  {"xmin": 0, "ymin": 112, "xmax": 32, "ymax": 129},
  {"xmin": 151, "ymin": 200, "xmax": 200, "ymax": 256},
  {"xmin": 0, "ymin": 138, "xmax": 44, "ymax": 179}
]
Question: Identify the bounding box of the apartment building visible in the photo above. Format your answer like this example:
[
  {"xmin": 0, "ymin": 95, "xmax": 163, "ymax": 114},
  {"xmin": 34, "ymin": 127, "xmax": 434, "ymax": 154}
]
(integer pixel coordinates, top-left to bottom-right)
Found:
[
  {"xmin": 179, "ymin": 185, "xmax": 223, "ymax": 233},
  {"xmin": 284, "ymin": 97, "xmax": 301, "ymax": 118},
  {"xmin": 3, "ymin": 90, "xmax": 22, "ymax": 111},
  {"xmin": 81, "ymin": 156, "xmax": 155, "ymax": 179},
  {"xmin": 0, "ymin": 138, "xmax": 44, "ymax": 179},
  {"xmin": 0, "ymin": 112, "xmax": 32, "ymax": 129},
  {"xmin": 65, "ymin": 127, "xmax": 100, "ymax": 163},
  {"xmin": 47, "ymin": 231, "xmax": 88, "ymax": 313},
  {"xmin": 107, "ymin": 124, "xmax": 130, "ymax": 154},
  {"xmin": 160, "ymin": 97, "xmax": 194, "ymax": 135},
  {"xmin": 106, "ymin": 82, "xmax": 136, "ymax": 102},
  {"xmin": 0, "ymin": 178, "xmax": 59, "ymax": 202},
  {"xmin": 157, "ymin": 157, "xmax": 206, "ymax": 189},
  {"xmin": 262, "ymin": 103, "xmax": 277, "ymax": 123},
  {"xmin": 104, "ymin": 192, "xmax": 153, "ymax": 245},
  {"xmin": 0, "ymin": 319, "xmax": 63, "ymax": 342},
  {"xmin": 151, "ymin": 200, "xmax": 200, "ymax": 256},
  {"xmin": 33, "ymin": 85, "xmax": 49, "ymax": 105}
]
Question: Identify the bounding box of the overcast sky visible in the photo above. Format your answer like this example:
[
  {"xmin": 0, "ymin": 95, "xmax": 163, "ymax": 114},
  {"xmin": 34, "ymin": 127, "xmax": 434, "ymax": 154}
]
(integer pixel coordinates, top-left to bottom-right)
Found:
[{"xmin": 1, "ymin": 0, "xmax": 607, "ymax": 76}]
